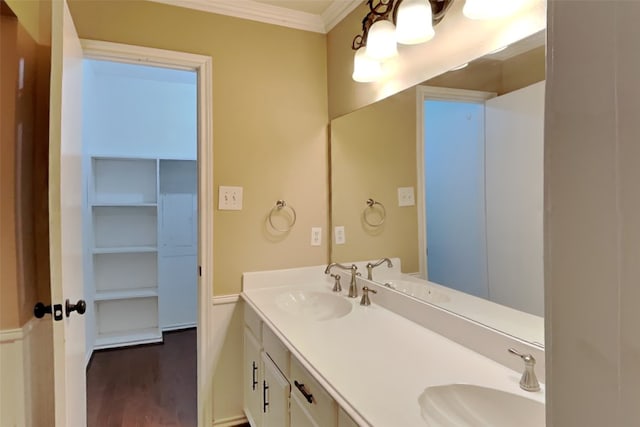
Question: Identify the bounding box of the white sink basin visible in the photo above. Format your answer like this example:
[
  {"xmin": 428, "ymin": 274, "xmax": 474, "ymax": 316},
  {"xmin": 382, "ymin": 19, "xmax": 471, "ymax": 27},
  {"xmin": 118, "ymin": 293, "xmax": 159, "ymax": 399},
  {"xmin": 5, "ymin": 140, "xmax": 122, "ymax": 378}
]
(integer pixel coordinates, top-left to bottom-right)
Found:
[
  {"xmin": 275, "ymin": 290, "xmax": 352, "ymax": 321},
  {"xmin": 385, "ymin": 279, "xmax": 451, "ymax": 304},
  {"xmin": 418, "ymin": 384, "xmax": 544, "ymax": 427}
]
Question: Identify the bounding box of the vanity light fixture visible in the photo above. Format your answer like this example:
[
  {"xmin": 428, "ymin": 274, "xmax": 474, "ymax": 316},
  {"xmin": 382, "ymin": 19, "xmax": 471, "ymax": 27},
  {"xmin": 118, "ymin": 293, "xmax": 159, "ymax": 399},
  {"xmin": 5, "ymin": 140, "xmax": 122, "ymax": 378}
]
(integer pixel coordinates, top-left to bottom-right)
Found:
[
  {"xmin": 351, "ymin": 0, "xmax": 527, "ymax": 82},
  {"xmin": 352, "ymin": 46, "xmax": 383, "ymax": 82}
]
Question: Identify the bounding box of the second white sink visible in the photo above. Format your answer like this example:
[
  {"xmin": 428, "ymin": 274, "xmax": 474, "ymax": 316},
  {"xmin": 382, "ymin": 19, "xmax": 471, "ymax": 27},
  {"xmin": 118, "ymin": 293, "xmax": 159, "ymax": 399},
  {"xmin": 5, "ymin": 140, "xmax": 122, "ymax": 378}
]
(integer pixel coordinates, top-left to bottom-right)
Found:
[
  {"xmin": 418, "ymin": 384, "xmax": 544, "ymax": 427},
  {"xmin": 275, "ymin": 290, "xmax": 352, "ymax": 321}
]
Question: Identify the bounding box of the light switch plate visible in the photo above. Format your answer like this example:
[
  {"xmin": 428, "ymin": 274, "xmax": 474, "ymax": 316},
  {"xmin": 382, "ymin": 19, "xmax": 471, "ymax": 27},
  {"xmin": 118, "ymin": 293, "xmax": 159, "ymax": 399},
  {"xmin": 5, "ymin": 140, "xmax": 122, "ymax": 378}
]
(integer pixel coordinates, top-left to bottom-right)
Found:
[
  {"xmin": 218, "ymin": 186, "xmax": 243, "ymax": 210},
  {"xmin": 311, "ymin": 227, "xmax": 322, "ymax": 246},
  {"xmin": 398, "ymin": 186, "xmax": 415, "ymax": 207},
  {"xmin": 334, "ymin": 226, "xmax": 346, "ymax": 245}
]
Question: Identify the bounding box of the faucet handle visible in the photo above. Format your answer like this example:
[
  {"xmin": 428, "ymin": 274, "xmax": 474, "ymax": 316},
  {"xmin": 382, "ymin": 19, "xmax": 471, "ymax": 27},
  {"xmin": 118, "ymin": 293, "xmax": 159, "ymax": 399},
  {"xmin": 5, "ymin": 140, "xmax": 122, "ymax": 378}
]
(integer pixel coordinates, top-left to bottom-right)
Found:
[
  {"xmin": 360, "ymin": 286, "xmax": 377, "ymax": 306},
  {"xmin": 331, "ymin": 274, "xmax": 342, "ymax": 293},
  {"xmin": 508, "ymin": 348, "xmax": 540, "ymax": 392}
]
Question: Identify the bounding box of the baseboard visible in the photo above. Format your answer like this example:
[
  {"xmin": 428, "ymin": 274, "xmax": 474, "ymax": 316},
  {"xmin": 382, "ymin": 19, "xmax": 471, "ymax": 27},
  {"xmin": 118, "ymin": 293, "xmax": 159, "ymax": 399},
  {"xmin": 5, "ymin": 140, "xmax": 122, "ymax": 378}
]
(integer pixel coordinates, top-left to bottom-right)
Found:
[
  {"xmin": 213, "ymin": 414, "xmax": 247, "ymax": 427},
  {"xmin": 162, "ymin": 322, "xmax": 197, "ymax": 332}
]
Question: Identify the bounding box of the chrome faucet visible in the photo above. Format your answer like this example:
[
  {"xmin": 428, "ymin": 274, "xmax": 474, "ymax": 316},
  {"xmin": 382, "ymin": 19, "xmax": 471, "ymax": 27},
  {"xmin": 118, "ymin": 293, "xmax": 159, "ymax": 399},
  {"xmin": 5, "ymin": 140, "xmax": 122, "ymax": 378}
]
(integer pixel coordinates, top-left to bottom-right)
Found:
[
  {"xmin": 508, "ymin": 348, "xmax": 541, "ymax": 392},
  {"xmin": 330, "ymin": 274, "xmax": 342, "ymax": 293},
  {"xmin": 366, "ymin": 258, "xmax": 393, "ymax": 280},
  {"xmin": 324, "ymin": 263, "xmax": 359, "ymax": 298},
  {"xmin": 360, "ymin": 286, "xmax": 377, "ymax": 306}
]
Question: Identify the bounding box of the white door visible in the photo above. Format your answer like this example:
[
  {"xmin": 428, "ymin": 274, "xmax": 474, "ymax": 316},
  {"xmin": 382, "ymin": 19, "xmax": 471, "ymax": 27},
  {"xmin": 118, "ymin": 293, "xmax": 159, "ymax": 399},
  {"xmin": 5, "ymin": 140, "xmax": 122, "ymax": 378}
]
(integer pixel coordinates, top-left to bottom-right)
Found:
[
  {"xmin": 424, "ymin": 99, "xmax": 489, "ymax": 299},
  {"xmin": 49, "ymin": 0, "xmax": 87, "ymax": 425}
]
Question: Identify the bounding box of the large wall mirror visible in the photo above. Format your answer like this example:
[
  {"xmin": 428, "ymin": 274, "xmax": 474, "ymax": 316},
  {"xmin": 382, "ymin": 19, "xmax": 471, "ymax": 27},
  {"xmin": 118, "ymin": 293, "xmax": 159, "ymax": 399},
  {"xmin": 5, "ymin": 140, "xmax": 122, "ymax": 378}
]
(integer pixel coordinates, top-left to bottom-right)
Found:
[{"xmin": 330, "ymin": 31, "xmax": 545, "ymax": 347}]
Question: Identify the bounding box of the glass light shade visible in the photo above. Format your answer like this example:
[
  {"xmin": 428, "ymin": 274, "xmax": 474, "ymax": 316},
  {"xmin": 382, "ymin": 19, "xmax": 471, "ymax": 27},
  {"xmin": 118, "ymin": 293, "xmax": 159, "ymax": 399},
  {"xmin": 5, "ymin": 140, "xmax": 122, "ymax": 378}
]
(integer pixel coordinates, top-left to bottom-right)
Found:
[
  {"xmin": 463, "ymin": 0, "xmax": 526, "ymax": 20},
  {"xmin": 396, "ymin": 0, "xmax": 434, "ymax": 45},
  {"xmin": 365, "ymin": 20, "xmax": 398, "ymax": 60},
  {"xmin": 352, "ymin": 47, "xmax": 382, "ymax": 82}
]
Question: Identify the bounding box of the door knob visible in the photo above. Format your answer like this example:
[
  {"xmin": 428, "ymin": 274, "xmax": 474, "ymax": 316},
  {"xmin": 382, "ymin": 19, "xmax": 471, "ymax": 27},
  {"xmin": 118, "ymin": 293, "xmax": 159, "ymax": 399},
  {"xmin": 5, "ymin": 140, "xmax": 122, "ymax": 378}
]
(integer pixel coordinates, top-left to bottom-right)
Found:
[
  {"xmin": 34, "ymin": 302, "xmax": 63, "ymax": 321},
  {"xmin": 65, "ymin": 299, "xmax": 87, "ymax": 317}
]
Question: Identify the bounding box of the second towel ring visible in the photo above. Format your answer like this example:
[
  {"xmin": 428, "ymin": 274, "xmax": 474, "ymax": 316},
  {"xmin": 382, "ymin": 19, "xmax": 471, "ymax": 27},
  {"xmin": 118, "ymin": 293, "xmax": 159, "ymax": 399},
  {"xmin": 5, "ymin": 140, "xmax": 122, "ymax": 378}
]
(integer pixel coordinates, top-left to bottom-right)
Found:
[
  {"xmin": 363, "ymin": 198, "xmax": 386, "ymax": 227},
  {"xmin": 268, "ymin": 200, "xmax": 297, "ymax": 232}
]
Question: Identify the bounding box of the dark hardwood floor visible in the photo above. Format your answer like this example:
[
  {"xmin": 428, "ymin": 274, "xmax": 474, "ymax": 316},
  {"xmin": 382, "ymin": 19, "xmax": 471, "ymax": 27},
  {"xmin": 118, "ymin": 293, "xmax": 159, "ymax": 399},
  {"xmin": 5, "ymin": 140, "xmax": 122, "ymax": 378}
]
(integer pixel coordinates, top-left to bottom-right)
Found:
[{"xmin": 87, "ymin": 329, "xmax": 197, "ymax": 427}]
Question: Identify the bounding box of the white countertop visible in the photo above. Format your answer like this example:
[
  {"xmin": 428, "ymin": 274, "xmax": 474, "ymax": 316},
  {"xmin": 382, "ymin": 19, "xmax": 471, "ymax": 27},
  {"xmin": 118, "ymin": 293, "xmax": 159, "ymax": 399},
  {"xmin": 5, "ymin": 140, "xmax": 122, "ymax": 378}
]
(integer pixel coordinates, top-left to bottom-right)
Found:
[{"xmin": 241, "ymin": 275, "xmax": 545, "ymax": 426}]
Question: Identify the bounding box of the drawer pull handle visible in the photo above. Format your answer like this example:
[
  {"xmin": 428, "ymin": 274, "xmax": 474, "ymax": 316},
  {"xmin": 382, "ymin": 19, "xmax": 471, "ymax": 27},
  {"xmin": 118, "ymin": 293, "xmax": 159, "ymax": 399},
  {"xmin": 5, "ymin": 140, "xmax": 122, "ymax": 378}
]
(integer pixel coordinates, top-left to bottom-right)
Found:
[
  {"xmin": 263, "ymin": 380, "xmax": 269, "ymax": 413},
  {"xmin": 294, "ymin": 380, "xmax": 314, "ymax": 404},
  {"xmin": 252, "ymin": 361, "xmax": 258, "ymax": 390}
]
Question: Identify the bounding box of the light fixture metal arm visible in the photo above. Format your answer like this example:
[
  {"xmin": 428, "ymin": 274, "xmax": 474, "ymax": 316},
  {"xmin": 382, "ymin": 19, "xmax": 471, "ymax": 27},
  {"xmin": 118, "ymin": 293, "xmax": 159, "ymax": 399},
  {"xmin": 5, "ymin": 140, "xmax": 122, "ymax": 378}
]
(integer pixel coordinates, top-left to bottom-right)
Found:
[{"xmin": 351, "ymin": 0, "xmax": 455, "ymax": 51}]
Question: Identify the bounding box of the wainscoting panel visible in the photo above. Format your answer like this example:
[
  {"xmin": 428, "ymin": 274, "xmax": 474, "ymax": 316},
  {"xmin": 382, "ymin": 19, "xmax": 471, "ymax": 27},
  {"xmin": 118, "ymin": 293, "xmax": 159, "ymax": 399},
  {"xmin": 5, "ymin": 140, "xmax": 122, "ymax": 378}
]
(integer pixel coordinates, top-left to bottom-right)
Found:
[
  {"xmin": 0, "ymin": 318, "xmax": 54, "ymax": 426},
  {"xmin": 211, "ymin": 295, "xmax": 248, "ymax": 426}
]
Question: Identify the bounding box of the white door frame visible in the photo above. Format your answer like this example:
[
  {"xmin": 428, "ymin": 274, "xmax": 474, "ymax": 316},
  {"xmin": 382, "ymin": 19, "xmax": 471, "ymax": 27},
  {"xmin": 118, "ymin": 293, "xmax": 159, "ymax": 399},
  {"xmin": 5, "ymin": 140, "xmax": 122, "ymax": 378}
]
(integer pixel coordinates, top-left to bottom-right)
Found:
[
  {"xmin": 80, "ymin": 40, "xmax": 215, "ymax": 427},
  {"xmin": 415, "ymin": 86, "xmax": 495, "ymax": 280}
]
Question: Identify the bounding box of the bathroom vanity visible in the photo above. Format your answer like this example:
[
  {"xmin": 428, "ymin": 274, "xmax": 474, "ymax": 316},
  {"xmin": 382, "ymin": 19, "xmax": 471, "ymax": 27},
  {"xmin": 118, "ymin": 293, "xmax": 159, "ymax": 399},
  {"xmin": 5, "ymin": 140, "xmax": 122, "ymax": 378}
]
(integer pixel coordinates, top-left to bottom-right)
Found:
[{"xmin": 241, "ymin": 265, "xmax": 545, "ymax": 426}]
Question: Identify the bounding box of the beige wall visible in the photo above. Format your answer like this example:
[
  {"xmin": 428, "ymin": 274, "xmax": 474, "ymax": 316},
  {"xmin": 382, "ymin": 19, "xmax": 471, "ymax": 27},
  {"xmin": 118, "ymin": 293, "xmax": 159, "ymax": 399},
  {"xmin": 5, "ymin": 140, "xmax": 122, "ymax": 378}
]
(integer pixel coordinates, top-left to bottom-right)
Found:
[
  {"xmin": 545, "ymin": 1, "xmax": 640, "ymax": 425},
  {"xmin": 67, "ymin": 0, "xmax": 330, "ymax": 297},
  {"xmin": 426, "ymin": 46, "xmax": 545, "ymax": 95},
  {"xmin": 330, "ymin": 87, "xmax": 419, "ymax": 272},
  {"xmin": 327, "ymin": 0, "xmax": 546, "ymax": 119}
]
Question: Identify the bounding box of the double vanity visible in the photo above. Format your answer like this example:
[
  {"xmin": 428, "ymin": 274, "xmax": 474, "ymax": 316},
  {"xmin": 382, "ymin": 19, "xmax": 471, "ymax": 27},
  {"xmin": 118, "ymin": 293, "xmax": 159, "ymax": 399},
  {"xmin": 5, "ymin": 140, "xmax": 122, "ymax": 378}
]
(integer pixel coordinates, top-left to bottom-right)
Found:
[{"xmin": 241, "ymin": 262, "xmax": 545, "ymax": 426}]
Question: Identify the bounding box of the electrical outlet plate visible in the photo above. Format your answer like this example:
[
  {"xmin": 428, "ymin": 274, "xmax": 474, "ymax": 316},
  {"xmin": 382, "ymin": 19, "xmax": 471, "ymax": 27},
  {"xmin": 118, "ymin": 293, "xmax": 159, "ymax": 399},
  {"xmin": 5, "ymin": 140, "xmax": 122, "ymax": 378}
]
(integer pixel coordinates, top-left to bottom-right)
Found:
[
  {"xmin": 397, "ymin": 186, "xmax": 415, "ymax": 207},
  {"xmin": 311, "ymin": 227, "xmax": 322, "ymax": 246},
  {"xmin": 218, "ymin": 186, "xmax": 243, "ymax": 210},
  {"xmin": 334, "ymin": 226, "xmax": 346, "ymax": 245}
]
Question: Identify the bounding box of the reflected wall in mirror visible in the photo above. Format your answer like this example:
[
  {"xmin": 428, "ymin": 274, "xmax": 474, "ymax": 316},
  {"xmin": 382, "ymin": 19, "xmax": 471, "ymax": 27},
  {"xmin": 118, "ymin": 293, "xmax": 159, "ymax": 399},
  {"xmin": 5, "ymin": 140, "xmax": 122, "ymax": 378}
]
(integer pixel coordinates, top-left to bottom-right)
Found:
[{"xmin": 330, "ymin": 32, "xmax": 545, "ymax": 346}]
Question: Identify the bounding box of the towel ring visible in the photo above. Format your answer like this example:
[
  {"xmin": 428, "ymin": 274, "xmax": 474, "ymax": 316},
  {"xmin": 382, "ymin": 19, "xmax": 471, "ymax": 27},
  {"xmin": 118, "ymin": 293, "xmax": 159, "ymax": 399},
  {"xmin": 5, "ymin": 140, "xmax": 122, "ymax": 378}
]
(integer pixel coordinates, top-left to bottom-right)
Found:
[
  {"xmin": 268, "ymin": 200, "xmax": 297, "ymax": 232},
  {"xmin": 363, "ymin": 198, "xmax": 386, "ymax": 227}
]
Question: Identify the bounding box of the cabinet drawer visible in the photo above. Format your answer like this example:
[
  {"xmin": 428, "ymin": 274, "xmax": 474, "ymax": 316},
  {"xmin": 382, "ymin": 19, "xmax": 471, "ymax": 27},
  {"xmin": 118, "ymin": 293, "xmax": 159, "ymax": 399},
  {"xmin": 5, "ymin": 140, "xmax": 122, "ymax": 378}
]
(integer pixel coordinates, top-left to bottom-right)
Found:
[
  {"xmin": 244, "ymin": 303, "xmax": 262, "ymax": 341},
  {"xmin": 262, "ymin": 325, "xmax": 290, "ymax": 378},
  {"xmin": 291, "ymin": 357, "xmax": 337, "ymax": 427}
]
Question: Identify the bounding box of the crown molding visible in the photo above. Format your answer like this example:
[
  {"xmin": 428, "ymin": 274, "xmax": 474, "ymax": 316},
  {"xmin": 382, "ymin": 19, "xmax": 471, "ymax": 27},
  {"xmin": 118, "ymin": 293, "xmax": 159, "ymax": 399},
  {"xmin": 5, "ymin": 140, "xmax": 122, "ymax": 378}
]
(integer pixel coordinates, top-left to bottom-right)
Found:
[
  {"xmin": 148, "ymin": 0, "xmax": 362, "ymax": 33},
  {"xmin": 149, "ymin": 0, "xmax": 327, "ymax": 33},
  {"xmin": 323, "ymin": 1, "xmax": 362, "ymax": 32}
]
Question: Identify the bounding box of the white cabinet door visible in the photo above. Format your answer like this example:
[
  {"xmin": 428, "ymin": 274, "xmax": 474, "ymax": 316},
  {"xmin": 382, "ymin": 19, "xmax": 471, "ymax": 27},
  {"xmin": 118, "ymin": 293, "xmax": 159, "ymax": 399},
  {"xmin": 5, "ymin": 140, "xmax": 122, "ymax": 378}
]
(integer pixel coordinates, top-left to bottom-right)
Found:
[
  {"xmin": 291, "ymin": 393, "xmax": 319, "ymax": 427},
  {"xmin": 158, "ymin": 255, "xmax": 197, "ymax": 329},
  {"xmin": 262, "ymin": 353, "xmax": 290, "ymax": 427},
  {"xmin": 159, "ymin": 193, "xmax": 197, "ymax": 257},
  {"xmin": 159, "ymin": 192, "xmax": 197, "ymax": 329},
  {"xmin": 244, "ymin": 328, "xmax": 262, "ymax": 427}
]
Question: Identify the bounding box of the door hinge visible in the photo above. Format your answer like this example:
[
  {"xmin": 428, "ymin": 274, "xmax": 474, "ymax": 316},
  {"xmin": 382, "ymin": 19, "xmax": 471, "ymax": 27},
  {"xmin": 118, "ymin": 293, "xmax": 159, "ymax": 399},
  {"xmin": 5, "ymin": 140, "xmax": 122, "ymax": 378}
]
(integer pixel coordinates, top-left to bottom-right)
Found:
[{"xmin": 198, "ymin": 266, "xmax": 202, "ymax": 276}]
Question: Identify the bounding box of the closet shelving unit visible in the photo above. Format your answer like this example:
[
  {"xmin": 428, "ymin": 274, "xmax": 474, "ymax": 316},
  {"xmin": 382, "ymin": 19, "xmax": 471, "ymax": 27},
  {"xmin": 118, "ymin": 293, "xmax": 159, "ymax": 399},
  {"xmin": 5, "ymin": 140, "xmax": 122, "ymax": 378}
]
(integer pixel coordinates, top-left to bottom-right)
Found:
[{"xmin": 90, "ymin": 157, "xmax": 162, "ymax": 349}]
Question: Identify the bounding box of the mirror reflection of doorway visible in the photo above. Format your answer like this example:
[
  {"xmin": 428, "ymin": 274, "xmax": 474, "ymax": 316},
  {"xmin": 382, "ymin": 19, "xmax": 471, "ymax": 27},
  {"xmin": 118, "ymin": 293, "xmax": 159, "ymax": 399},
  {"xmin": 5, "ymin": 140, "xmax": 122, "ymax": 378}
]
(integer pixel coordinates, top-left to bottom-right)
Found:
[
  {"xmin": 422, "ymin": 82, "xmax": 544, "ymax": 317},
  {"xmin": 82, "ymin": 59, "xmax": 198, "ymax": 425},
  {"xmin": 424, "ymin": 99, "xmax": 489, "ymax": 299}
]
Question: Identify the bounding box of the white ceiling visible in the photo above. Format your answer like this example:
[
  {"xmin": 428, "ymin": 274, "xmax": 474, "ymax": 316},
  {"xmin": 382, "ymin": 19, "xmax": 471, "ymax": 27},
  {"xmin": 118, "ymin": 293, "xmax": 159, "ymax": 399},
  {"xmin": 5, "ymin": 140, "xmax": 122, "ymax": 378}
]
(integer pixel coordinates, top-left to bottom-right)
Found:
[{"xmin": 149, "ymin": 0, "xmax": 362, "ymax": 33}]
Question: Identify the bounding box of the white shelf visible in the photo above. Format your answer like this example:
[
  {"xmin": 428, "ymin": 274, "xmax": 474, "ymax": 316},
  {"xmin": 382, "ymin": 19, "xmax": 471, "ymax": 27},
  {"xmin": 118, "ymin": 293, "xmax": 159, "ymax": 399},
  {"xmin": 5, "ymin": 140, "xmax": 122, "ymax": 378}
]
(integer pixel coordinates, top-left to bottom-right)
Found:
[
  {"xmin": 94, "ymin": 327, "xmax": 162, "ymax": 350},
  {"xmin": 93, "ymin": 246, "xmax": 157, "ymax": 254},
  {"xmin": 92, "ymin": 158, "xmax": 157, "ymax": 204},
  {"xmin": 93, "ymin": 251, "xmax": 157, "ymax": 293},
  {"xmin": 87, "ymin": 156, "xmax": 197, "ymax": 351},
  {"xmin": 92, "ymin": 202, "xmax": 157, "ymax": 207},
  {"xmin": 93, "ymin": 206, "xmax": 157, "ymax": 248},
  {"xmin": 89, "ymin": 156, "xmax": 161, "ymax": 352},
  {"xmin": 95, "ymin": 288, "xmax": 158, "ymax": 301}
]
